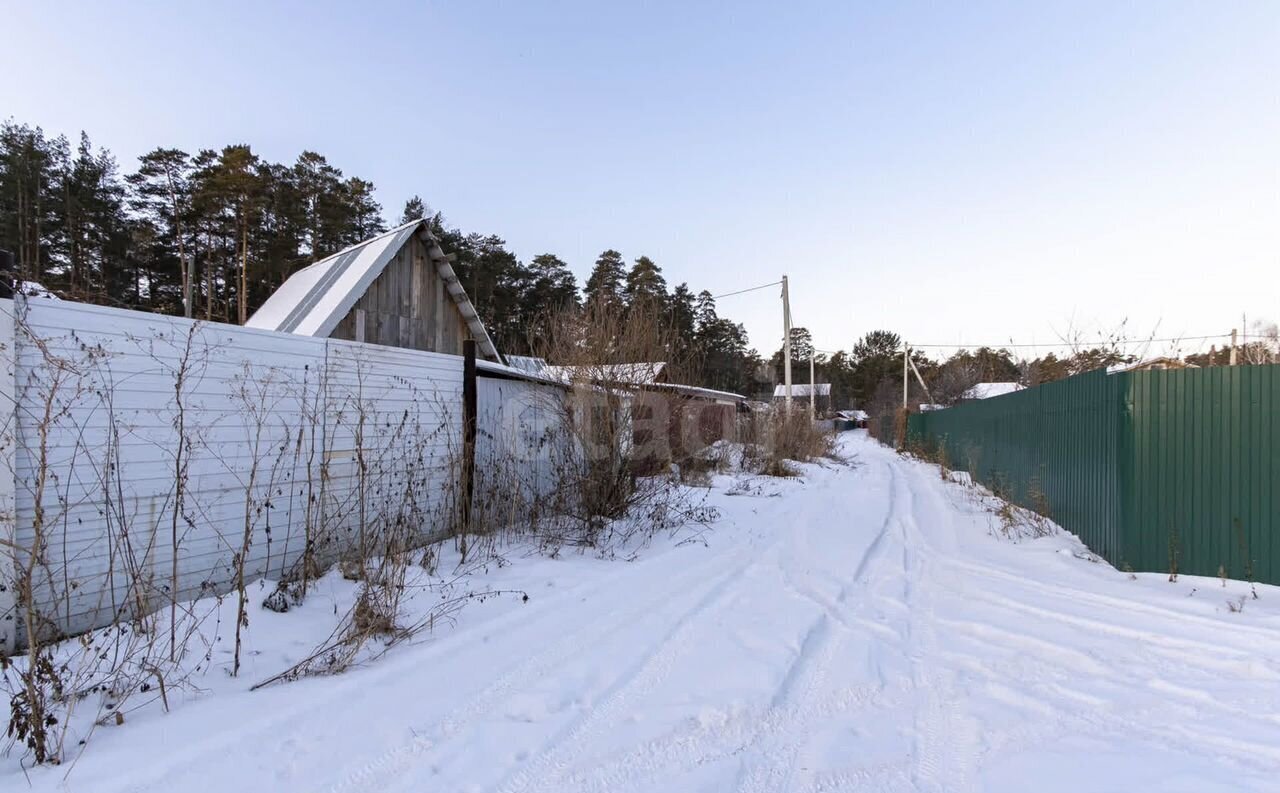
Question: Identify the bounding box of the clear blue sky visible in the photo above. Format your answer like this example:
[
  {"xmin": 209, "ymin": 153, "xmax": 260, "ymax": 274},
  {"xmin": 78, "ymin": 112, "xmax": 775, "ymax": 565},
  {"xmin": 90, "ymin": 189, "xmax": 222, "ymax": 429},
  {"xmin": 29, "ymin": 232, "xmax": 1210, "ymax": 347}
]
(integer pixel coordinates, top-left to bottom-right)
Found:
[{"xmin": 3, "ymin": 1, "xmax": 1276, "ymax": 357}]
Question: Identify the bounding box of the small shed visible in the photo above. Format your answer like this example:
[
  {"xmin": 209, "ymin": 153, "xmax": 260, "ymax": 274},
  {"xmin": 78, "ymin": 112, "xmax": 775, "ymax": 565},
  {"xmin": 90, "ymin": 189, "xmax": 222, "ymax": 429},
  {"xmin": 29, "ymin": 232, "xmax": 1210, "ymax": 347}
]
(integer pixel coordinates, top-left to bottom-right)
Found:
[
  {"xmin": 247, "ymin": 219, "xmax": 502, "ymax": 361},
  {"xmin": 772, "ymin": 383, "xmax": 832, "ymax": 414}
]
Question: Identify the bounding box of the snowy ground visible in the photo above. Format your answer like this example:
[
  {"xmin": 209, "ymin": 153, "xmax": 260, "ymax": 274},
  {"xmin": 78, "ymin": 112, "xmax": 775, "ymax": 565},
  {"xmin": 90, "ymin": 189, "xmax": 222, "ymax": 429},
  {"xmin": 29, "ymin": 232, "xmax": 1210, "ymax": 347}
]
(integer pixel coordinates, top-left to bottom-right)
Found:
[{"xmin": 8, "ymin": 431, "xmax": 1280, "ymax": 792}]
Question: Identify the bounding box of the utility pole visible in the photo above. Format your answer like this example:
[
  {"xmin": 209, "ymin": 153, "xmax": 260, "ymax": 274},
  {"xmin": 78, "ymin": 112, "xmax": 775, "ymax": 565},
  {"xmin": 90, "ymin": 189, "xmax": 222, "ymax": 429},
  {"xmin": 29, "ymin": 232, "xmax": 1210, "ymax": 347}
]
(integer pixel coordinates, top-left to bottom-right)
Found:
[
  {"xmin": 902, "ymin": 342, "xmax": 910, "ymax": 409},
  {"xmin": 1230, "ymin": 328, "xmax": 1238, "ymax": 366},
  {"xmin": 809, "ymin": 354, "xmax": 816, "ymax": 419},
  {"xmin": 782, "ymin": 275, "xmax": 792, "ymax": 414},
  {"xmin": 908, "ymin": 354, "xmax": 934, "ymax": 406}
]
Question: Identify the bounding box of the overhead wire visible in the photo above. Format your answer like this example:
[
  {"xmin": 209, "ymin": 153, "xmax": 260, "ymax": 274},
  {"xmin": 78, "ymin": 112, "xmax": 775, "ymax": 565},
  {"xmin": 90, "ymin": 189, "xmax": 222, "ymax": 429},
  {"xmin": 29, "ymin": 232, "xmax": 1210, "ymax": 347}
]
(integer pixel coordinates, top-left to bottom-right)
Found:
[
  {"xmin": 807, "ymin": 333, "xmax": 1238, "ymax": 357},
  {"xmin": 711, "ymin": 280, "xmax": 783, "ymax": 300},
  {"xmin": 702, "ymin": 277, "xmax": 1254, "ymax": 358}
]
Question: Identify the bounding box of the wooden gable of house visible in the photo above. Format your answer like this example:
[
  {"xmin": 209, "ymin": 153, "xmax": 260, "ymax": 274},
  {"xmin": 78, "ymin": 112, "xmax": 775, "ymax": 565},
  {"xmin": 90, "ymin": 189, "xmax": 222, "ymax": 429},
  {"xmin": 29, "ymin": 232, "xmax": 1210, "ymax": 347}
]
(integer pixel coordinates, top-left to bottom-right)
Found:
[{"xmin": 328, "ymin": 232, "xmax": 473, "ymax": 356}]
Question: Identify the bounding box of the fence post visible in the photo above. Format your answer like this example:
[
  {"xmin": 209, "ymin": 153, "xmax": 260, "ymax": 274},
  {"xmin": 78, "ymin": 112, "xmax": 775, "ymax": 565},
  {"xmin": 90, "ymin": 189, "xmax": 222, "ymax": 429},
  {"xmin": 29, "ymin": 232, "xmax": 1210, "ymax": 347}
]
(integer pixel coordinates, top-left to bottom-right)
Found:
[
  {"xmin": 461, "ymin": 339, "xmax": 477, "ymax": 531},
  {"xmin": 0, "ymin": 296, "xmax": 17, "ymax": 654}
]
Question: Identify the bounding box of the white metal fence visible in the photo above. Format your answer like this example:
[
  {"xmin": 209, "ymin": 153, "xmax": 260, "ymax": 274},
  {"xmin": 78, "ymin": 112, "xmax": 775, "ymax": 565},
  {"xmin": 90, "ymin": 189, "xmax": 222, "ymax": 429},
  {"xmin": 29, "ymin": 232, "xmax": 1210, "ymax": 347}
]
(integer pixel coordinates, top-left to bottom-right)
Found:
[{"xmin": 0, "ymin": 297, "xmax": 534, "ymax": 650}]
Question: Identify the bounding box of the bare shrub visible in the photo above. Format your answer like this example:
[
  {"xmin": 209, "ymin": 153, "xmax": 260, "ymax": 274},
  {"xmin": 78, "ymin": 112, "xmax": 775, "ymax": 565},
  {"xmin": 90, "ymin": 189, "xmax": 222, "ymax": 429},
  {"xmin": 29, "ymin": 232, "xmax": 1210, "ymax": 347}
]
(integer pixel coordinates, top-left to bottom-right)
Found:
[
  {"xmin": 3, "ymin": 308, "xmax": 222, "ymax": 765},
  {"xmin": 739, "ymin": 405, "xmax": 835, "ymax": 476},
  {"xmin": 529, "ymin": 301, "xmax": 717, "ymax": 549}
]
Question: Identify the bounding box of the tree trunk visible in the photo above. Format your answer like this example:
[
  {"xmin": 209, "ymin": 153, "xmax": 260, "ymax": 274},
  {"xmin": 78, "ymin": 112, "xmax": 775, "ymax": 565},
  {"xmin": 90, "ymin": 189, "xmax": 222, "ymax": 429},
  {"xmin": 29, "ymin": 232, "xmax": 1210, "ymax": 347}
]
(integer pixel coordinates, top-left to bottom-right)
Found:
[{"xmin": 238, "ymin": 222, "xmax": 248, "ymax": 325}]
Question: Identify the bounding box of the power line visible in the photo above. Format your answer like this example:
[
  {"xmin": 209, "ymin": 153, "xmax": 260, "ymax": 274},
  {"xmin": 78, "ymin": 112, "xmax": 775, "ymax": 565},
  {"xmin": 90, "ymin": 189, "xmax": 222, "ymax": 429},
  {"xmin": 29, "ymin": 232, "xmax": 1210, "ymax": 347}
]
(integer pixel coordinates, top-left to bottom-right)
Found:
[
  {"xmin": 903, "ymin": 333, "xmax": 1232, "ymax": 349},
  {"xmin": 809, "ymin": 333, "xmax": 1240, "ymax": 357},
  {"xmin": 712, "ymin": 280, "xmax": 782, "ymax": 300}
]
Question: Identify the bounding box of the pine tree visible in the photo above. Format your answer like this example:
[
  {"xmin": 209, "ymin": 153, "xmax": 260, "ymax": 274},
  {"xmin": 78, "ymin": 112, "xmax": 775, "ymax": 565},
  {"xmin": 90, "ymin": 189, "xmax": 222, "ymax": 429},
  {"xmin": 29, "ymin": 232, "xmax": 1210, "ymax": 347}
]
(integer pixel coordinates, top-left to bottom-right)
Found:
[
  {"xmin": 128, "ymin": 148, "xmax": 193, "ymax": 312},
  {"xmin": 400, "ymin": 195, "xmax": 427, "ymax": 224},
  {"xmin": 207, "ymin": 145, "xmax": 265, "ymax": 323},
  {"xmin": 292, "ymin": 150, "xmax": 346, "ymax": 261},
  {"xmin": 0, "ymin": 121, "xmax": 58, "ymax": 281},
  {"xmin": 527, "ymin": 253, "xmax": 578, "ymax": 314},
  {"xmin": 623, "ymin": 255, "xmax": 667, "ymax": 309},
  {"xmin": 341, "ymin": 177, "xmax": 384, "ymax": 243},
  {"xmin": 667, "ymin": 282, "xmax": 697, "ymax": 367},
  {"xmin": 584, "ymin": 249, "xmax": 625, "ymax": 310},
  {"xmin": 848, "ymin": 330, "xmax": 905, "ymax": 408},
  {"xmin": 50, "ymin": 132, "xmax": 129, "ymax": 300},
  {"xmin": 694, "ymin": 289, "xmax": 717, "ymax": 332},
  {"xmin": 518, "ymin": 253, "xmax": 578, "ymax": 353},
  {"xmin": 254, "ymin": 160, "xmax": 306, "ymax": 291}
]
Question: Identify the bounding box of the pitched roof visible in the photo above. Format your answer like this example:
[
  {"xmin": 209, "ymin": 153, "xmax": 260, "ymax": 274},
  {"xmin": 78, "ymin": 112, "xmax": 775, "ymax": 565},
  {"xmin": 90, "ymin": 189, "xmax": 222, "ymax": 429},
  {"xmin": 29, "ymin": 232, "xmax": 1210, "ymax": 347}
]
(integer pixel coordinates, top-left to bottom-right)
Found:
[
  {"xmin": 773, "ymin": 383, "xmax": 832, "ymax": 398},
  {"xmin": 646, "ymin": 381, "xmax": 747, "ymax": 404},
  {"xmin": 962, "ymin": 382, "xmax": 1025, "ymax": 399},
  {"xmin": 246, "ymin": 219, "xmax": 501, "ymax": 361},
  {"xmin": 543, "ymin": 361, "xmax": 668, "ymax": 386}
]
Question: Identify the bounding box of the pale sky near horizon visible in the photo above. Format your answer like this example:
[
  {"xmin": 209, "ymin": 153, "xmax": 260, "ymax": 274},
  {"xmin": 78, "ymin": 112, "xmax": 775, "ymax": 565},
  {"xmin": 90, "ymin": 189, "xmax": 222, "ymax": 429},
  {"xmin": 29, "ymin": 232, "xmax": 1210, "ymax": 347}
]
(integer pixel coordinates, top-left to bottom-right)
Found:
[{"xmin": 2, "ymin": 1, "xmax": 1276, "ymax": 358}]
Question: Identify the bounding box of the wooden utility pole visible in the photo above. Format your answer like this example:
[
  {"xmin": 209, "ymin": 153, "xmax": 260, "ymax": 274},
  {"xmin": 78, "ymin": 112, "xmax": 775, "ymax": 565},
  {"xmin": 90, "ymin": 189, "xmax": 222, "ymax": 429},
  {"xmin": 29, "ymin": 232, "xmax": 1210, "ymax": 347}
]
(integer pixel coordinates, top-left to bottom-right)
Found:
[
  {"xmin": 902, "ymin": 343, "xmax": 910, "ymax": 408},
  {"xmin": 809, "ymin": 354, "xmax": 816, "ymax": 419},
  {"xmin": 908, "ymin": 354, "xmax": 934, "ymax": 406},
  {"xmin": 782, "ymin": 275, "xmax": 793, "ymax": 414}
]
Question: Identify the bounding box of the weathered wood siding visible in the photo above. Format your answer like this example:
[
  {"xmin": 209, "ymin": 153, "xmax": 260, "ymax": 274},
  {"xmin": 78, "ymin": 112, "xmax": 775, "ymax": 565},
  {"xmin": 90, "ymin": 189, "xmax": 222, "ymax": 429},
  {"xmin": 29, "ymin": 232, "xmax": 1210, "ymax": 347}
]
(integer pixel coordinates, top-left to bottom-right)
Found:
[{"xmin": 329, "ymin": 235, "xmax": 472, "ymax": 355}]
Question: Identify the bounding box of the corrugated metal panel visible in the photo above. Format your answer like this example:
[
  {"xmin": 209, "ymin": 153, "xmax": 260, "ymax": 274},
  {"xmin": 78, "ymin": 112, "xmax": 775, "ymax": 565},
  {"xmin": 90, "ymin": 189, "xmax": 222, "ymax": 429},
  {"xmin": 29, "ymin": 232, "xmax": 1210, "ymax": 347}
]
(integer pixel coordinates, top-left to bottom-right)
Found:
[
  {"xmin": 475, "ymin": 377, "xmax": 571, "ymax": 519},
  {"xmin": 906, "ymin": 365, "xmax": 1280, "ymax": 583},
  {"xmin": 7, "ymin": 298, "xmax": 466, "ymax": 642}
]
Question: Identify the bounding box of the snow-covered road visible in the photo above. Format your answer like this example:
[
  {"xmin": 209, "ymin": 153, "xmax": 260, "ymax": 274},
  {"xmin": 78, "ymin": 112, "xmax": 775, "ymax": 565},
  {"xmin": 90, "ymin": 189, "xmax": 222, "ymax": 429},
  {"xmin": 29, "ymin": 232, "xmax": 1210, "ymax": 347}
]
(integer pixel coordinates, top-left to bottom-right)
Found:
[{"xmin": 28, "ymin": 433, "xmax": 1280, "ymax": 792}]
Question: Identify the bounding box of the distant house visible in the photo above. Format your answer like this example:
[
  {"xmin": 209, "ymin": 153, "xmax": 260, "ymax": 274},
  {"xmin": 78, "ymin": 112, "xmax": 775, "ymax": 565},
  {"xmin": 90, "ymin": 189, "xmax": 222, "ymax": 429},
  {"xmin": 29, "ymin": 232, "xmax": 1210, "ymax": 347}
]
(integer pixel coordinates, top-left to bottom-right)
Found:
[
  {"xmin": 835, "ymin": 409, "xmax": 869, "ymax": 430},
  {"xmin": 247, "ymin": 218, "xmax": 502, "ymax": 362},
  {"xmin": 516, "ymin": 357, "xmax": 746, "ymax": 461},
  {"xmin": 961, "ymin": 382, "xmax": 1025, "ymax": 401},
  {"xmin": 1114, "ymin": 357, "xmax": 1197, "ymax": 373},
  {"xmin": 772, "ymin": 383, "xmax": 832, "ymax": 414}
]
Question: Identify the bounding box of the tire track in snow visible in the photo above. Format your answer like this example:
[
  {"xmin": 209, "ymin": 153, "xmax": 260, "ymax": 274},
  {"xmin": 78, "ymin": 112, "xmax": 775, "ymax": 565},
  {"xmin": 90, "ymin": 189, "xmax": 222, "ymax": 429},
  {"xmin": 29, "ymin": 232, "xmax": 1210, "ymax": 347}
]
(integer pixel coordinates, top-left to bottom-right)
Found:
[
  {"xmin": 731, "ymin": 613, "xmax": 842, "ymax": 793},
  {"xmin": 933, "ymin": 618, "xmax": 1280, "ymax": 772},
  {"xmin": 940, "ymin": 555, "xmax": 1280, "ymax": 652},
  {"xmin": 959, "ymin": 589, "xmax": 1280, "ymax": 680},
  {"xmin": 971, "ymin": 668, "xmax": 1280, "ymax": 773},
  {"xmin": 562, "ymin": 466, "xmax": 908, "ymax": 793},
  {"xmin": 321, "ymin": 543, "xmax": 754, "ymax": 793},
  {"xmin": 487, "ymin": 542, "xmax": 788, "ymax": 793},
  {"xmin": 732, "ymin": 460, "xmax": 910, "ymax": 793},
  {"xmin": 553, "ymin": 683, "xmax": 892, "ymax": 793},
  {"xmin": 892, "ymin": 460, "xmax": 979, "ymax": 793},
  {"xmin": 887, "ymin": 446, "xmax": 1280, "ymax": 782}
]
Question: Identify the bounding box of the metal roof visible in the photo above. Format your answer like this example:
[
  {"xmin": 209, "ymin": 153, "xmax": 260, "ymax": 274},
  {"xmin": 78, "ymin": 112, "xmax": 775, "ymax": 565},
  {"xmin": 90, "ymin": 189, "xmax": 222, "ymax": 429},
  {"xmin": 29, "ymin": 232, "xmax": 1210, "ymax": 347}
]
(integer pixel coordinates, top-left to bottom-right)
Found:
[
  {"xmin": 543, "ymin": 362, "xmax": 668, "ymax": 386},
  {"xmin": 773, "ymin": 383, "xmax": 832, "ymax": 397},
  {"xmin": 246, "ymin": 219, "xmax": 502, "ymax": 362},
  {"xmin": 961, "ymin": 382, "xmax": 1025, "ymax": 399}
]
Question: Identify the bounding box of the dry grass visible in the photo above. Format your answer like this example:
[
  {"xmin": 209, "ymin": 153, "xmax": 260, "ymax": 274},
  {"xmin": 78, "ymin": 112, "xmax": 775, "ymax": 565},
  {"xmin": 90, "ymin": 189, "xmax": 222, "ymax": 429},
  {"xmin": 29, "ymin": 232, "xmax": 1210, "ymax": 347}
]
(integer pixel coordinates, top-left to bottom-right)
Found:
[{"xmin": 740, "ymin": 406, "xmax": 837, "ymax": 476}]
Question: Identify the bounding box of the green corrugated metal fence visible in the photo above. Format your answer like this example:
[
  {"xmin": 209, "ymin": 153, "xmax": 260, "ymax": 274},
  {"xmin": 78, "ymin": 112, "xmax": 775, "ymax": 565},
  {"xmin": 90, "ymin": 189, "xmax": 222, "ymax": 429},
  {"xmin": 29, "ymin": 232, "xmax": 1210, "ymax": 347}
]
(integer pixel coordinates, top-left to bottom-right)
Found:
[{"xmin": 906, "ymin": 365, "xmax": 1280, "ymax": 584}]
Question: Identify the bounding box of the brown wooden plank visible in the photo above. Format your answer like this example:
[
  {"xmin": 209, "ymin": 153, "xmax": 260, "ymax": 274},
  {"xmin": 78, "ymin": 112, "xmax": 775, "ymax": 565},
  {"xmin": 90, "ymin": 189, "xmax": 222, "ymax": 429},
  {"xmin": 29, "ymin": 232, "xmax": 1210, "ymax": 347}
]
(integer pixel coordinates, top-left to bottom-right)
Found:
[{"xmin": 434, "ymin": 265, "xmax": 446, "ymax": 352}]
